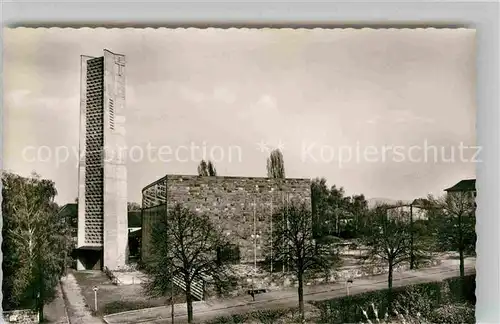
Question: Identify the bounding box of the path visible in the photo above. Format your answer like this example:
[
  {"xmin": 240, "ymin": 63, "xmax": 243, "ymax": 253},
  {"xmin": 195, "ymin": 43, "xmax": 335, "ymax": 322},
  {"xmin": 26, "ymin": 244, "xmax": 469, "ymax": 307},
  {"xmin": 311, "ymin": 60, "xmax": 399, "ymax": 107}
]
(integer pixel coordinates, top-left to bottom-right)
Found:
[
  {"xmin": 44, "ymin": 282, "xmax": 70, "ymax": 324},
  {"xmin": 103, "ymin": 257, "xmax": 475, "ymax": 324},
  {"xmin": 60, "ymin": 274, "xmax": 104, "ymax": 324}
]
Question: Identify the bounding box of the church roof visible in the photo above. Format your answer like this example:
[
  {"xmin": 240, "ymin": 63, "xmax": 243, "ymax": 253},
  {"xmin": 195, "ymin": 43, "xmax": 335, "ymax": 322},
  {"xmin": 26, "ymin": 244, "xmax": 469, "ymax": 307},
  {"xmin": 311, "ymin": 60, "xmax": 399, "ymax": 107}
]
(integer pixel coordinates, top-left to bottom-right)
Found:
[{"xmin": 444, "ymin": 179, "xmax": 476, "ymax": 192}]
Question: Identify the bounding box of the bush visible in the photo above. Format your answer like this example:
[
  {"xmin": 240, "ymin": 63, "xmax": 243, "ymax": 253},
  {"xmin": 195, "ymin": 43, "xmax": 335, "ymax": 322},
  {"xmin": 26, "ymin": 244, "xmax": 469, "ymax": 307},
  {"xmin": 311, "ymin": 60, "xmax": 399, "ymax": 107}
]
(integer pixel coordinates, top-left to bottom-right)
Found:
[
  {"xmin": 205, "ymin": 308, "xmax": 296, "ymax": 324},
  {"xmin": 312, "ymin": 275, "xmax": 475, "ymax": 324},
  {"xmin": 429, "ymin": 303, "xmax": 475, "ymax": 324},
  {"xmin": 100, "ymin": 300, "xmax": 154, "ymax": 315}
]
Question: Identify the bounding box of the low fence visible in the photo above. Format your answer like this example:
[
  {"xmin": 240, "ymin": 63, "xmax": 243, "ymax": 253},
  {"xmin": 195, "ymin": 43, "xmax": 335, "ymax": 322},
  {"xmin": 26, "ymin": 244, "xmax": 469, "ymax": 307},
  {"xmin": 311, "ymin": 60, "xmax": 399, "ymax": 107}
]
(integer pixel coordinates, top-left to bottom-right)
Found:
[{"xmin": 2, "ymin": 309, "xmax": 39, "ymax": 324}]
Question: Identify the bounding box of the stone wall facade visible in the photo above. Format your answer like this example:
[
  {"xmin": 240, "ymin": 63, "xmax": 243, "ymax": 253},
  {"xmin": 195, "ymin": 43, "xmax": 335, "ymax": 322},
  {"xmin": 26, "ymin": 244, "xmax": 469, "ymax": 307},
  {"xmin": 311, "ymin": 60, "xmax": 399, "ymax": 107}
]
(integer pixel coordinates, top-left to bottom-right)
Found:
[
  {"xmin": 2, "ymin": 310, "xmax": 39, "ymax": 324},
  {"xmin": 141, "ymin": 175, "xmax": 312, "ymax": 264}
]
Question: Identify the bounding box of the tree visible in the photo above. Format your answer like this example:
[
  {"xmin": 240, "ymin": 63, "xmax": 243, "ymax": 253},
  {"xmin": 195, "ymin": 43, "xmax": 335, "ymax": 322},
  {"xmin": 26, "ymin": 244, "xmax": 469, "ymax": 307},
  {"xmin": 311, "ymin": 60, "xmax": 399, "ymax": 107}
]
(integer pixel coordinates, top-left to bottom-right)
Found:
[
  {"xmin": 311, "ymin": 178, "xmax": 330, "ymax": 238},
  {"xmin": 198, "ymin": 160, "xmax": 217, "ymax": 176},
  {"xmin": 2, "ymin": 172, "xmax": 72, "ymax": 320},
  {"xmin": 143, "ymin": 204, "xmax": 235, "ymax": 323},
  {"xmin": 207, "ymin": 161, "xmax": 217, "ymax": 176},
  {"xmin": 127, "ymin": 202, "xmax": 141, "ymax": 211},
  {"xmin": 428, "ymin": 192, "xmax": 476, "ymax": 280},
  {"xmin": 361, "ymin": 204, "xmax": 412, "ymax": 304},
  {"xmin": 266, "ymin": 149, "xmax": 285, "ymax": 179},
  {"xmin": 269, "ymin": 202, "xmax": 338, "ymax": 322},
  {"xmin": 350, "ymin": 194, "xmax": 368, "ymax": 233}
]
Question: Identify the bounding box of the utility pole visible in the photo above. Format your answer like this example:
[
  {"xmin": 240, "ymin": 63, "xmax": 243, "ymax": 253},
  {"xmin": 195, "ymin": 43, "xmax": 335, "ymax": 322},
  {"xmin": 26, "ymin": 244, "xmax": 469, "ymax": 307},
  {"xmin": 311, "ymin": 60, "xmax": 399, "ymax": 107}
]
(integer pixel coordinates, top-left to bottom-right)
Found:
[
  {"xmin": 253, "ymin": 197, "xmax": 257, "ymax": 270},
  {"xmin": 270, "ymin": 190, "xmax": 273, "ymax": 274},
  {"xmin": 286, "ymin": 193, "xmax": 290, "ymax": 273},
  {"xmin": 410, "ymin": 203, "xmax": 415, "ymax": 270},
  {"xmin": 282, "ymin": 193, "xmax": 285, "ymax": 274},
  {"xmin": 164, "ymin": 176, "xmax": 174, "ymax": 324}
]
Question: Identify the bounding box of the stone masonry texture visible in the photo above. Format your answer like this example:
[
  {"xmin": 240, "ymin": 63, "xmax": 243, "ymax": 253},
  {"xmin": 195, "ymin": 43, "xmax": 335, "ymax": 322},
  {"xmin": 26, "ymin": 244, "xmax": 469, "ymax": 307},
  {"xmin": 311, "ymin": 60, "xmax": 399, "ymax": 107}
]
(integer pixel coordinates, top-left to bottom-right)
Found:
[{"xmin": 141, "ymin": 175, "xmax": 312, "ymax": 264}]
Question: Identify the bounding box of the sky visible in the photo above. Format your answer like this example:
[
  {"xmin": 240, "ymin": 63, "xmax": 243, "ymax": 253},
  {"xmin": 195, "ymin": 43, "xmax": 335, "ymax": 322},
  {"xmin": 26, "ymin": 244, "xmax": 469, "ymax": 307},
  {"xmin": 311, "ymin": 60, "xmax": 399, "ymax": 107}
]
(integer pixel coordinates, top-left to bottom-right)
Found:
[{"xmin": 3, "ymin": 28, "xmax": 476, "ymax": 205}]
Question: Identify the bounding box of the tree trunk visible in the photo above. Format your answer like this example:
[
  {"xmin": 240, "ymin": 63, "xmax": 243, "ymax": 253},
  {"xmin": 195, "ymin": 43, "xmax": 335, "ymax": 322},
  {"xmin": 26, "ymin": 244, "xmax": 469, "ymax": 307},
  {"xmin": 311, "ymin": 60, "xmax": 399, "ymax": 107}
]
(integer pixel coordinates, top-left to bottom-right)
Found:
[
  {"xmin": 387, "ymin": 262, "xmax": 394, "ymax": 313},
  {"xmin": 185, "ymin": 282, "xmax": 193, "ymax": 323},
  {"xmin": 458, "ymin": 212, "xmax": 465, "ymax": 278},
  {"xmin": 410, "ymin": 205, "xmax": 414, "ymax": 270},
  {"xmin": 388, "ymin": 262, "xmax": 393, "ymax": 290},
  {"xmin": 298, "ymin": 271, "xmax": 305, "ymax": 323},
  {"xmin": 458, "ymin": 212, "xmax": 466, "ymax": 297},
  {"xmin": 38, "ymin": 303, "xmax": 44, "ymax": 323},
  {"xmin": 459, "ymin": 248, "xmax": 465, "ymax": 278}
]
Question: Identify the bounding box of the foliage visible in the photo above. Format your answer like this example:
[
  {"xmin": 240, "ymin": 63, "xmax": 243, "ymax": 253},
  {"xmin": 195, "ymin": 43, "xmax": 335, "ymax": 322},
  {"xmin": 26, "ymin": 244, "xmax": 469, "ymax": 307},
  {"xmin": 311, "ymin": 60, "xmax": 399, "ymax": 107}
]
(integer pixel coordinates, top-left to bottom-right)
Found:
[
  {"xmin": 267, "ymin": 201, "xmax": 339, "ymax": 321},
  {"xmin": 312, "ymin": 274, "xmax": 475, "ymax": 324},
  {"xmin": 127, "ymin": 202, "xmax": 142, "ymax": 211},
  {"xmin": 142, "ymin": 203, "xmax": 235, "ymax": 323},
  {"xmin": 204, "ymin": 307, "xmax": 297, "ymax": 324},
  {"xmin": 266, "ymin": 149, "xmax": 285, "ymax": 179},
  {"xmin": 2, "ymin": 172, "xmax": 72, "ymax": 321},
  {"xmin": 198, "ymin": 160, "xmax": 217, "ymax": 176},
  {"xmin": 311, "ymin": 178, "xmax": 368, "ymax": 239}
]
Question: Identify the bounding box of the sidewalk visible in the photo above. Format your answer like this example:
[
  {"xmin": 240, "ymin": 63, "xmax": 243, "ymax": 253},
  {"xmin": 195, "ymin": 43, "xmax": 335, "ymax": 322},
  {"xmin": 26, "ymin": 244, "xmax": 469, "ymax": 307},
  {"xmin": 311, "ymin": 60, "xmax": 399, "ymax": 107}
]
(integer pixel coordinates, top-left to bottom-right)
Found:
[
  {"xmin": 44, "ymin": 282, "xmax": 70, "ymax": 324},
  {"xmin": 103, "ymin": 258, "xmax": 475, "ymax": 324},
  {"xmin": 60, "ymin": 274, "xmax": 104, "ymax": 324}
]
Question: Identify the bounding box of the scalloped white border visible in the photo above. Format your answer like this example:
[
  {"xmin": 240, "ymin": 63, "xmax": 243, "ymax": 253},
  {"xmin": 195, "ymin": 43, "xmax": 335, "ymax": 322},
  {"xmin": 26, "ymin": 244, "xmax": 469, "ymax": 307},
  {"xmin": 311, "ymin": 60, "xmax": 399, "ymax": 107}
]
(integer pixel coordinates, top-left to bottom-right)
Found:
[
  {"xmin": 6, "ymin": 26, "xmax": 475, "ymax": 32},
  {"xmin": 1, "ymin": 1, "xmax": 498, "ymax": 323}
]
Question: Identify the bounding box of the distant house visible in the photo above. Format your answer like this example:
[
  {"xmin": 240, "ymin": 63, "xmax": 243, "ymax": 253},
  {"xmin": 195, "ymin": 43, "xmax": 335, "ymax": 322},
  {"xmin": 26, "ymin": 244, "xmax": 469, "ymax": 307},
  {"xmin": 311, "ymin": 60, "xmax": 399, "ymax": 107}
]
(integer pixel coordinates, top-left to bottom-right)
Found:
[
  {"xmin": 385, "ymin": 200, "xmax": 429, "ymax": 222},
  {"xmin": 444, "ymin": 179, "xmax": 476, "ymax": 194},
  {"xmin": 57, "ymin": 203, "xmax": 78, "ymax": 245},
  {"xmin": 444, "ymin": 179, "xmax": 476, "ymax": 208}
]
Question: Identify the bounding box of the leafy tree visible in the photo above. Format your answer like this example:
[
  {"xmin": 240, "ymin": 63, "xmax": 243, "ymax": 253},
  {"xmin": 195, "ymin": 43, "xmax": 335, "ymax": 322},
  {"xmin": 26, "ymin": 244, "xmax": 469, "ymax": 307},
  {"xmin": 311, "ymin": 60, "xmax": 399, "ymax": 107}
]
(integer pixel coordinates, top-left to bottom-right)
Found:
[
  {"xmin": 311, "ymin": 178, "xmax": 330, "ymax": 238},
  {"xmin": 207, "ymin": 160, "xmax": 217, "ymax": 176},
  {"xmin": 2, "ymin": 172, "xmax": 72, "ymax": 320},
  {"xmin": 428, "ymin": 192, "xmax": 476, "ymax": 280},
  {"xmin": 350, "ymin": 194, "xmax": 368, "ymax": 232},
  {"xmin": 197, "ymin": 160, "xmax": 217, "ymax": 176},
  {"xmin": 266, "ymin": 149, "xmax": 285, "ymax": 179},
  {"xmin": 127, "ymin": 202, "xmax": 141, "ymax": 211},
  {"xmin": 269, "ymin": 202, "xmax": 339, "ymax": 322},
  {"xmin": 142, "ymin": 204, "xmax": 235, "ymax": 323},
  {"xmin": 361, "ymin": 204, "xmax": 412, "ymax": 303}
]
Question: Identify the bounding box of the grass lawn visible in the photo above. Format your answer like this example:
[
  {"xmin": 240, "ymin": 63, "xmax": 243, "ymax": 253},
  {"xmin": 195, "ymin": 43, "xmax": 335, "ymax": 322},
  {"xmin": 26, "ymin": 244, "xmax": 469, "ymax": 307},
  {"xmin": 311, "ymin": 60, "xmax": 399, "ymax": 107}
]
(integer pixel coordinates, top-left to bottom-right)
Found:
[{"xmin": 71, "ymin": 269, "xmax": 186, "ymax": 317}]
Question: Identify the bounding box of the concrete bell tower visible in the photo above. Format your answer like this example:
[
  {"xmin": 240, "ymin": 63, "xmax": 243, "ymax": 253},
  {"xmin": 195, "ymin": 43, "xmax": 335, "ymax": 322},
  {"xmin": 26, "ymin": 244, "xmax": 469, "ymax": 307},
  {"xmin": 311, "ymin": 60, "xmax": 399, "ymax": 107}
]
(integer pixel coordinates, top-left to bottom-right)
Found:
[{"xmin": 76, "ymin": 49, "xmax": 128, "ymax": 271}]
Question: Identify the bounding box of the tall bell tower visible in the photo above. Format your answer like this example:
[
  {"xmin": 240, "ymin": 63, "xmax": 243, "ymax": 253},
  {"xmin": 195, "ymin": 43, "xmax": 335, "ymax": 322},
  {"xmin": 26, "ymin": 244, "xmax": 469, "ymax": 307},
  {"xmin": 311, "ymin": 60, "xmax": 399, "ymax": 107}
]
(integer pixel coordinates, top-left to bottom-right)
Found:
[{"xmin": 76, "ymin": 49, "xmax": 128, "ymax": 271}]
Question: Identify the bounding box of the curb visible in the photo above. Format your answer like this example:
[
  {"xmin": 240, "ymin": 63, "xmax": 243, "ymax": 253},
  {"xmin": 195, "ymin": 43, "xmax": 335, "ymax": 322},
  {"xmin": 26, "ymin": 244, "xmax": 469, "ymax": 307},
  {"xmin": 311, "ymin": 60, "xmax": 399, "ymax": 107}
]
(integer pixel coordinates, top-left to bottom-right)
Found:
[{"xmin": 59, "ymin": 278, "xmax": 72, "ymax": 324}]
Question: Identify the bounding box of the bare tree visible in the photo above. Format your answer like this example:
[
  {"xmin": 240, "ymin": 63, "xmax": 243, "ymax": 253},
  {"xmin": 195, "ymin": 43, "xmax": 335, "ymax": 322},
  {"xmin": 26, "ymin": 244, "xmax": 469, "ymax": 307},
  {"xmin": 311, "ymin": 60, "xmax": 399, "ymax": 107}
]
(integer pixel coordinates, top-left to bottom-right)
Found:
[
  {"xmin": 266, "ymin": 149, "xmax": 285, "ymax": 179},
  {"xmin": 269, "ymin": 202, "xmax": 338, "ymax": 322},
  {"xmin": 143, "ymin": 204, "xmax": 235, "ymax": 323},
  {"xmin": 428, "ymin": 192, "xmax": 476, "ymax": 280}
]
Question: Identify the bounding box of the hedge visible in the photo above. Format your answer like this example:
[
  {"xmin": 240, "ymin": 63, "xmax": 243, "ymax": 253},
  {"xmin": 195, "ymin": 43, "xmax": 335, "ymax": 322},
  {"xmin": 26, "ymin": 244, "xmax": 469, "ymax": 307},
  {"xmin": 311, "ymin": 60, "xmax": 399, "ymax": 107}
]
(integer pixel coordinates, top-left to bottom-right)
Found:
[{"xmin": 312, "ymin": 274, "xmax": 475, "ymax": 324}]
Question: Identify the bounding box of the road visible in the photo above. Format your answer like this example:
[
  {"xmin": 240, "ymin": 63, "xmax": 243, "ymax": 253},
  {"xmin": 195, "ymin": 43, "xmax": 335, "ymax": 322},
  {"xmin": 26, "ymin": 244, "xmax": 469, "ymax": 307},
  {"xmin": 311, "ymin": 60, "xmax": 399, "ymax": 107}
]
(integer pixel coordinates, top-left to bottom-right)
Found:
[{"xmin": 103, "ymin": 258, "xmax": 475, "ymax": 324}]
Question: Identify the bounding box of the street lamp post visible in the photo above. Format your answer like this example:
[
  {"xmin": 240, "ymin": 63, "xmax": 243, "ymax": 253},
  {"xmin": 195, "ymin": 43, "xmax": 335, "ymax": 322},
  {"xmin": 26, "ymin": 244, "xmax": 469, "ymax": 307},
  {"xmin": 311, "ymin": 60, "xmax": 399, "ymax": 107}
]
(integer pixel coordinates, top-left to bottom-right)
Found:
[{"xmin": 270, "ymin": 188, "xmax": 274, "ymax": 274}]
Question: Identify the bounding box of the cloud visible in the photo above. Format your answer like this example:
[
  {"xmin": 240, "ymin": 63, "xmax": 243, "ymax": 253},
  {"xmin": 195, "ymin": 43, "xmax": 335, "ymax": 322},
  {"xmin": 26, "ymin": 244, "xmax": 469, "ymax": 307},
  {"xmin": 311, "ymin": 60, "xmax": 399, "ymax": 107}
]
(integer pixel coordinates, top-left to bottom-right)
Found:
[
  {"xmin": 213, "ymin": 87, "xmax": 236, "ymax": 104},
  {"xmin": 6, "ymin": 90, "xmax": 31, "ymax": 106}
]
